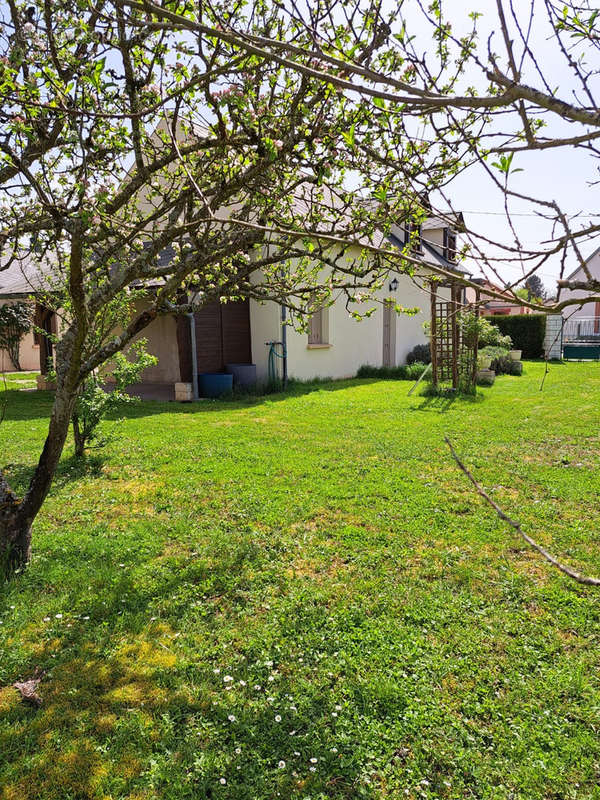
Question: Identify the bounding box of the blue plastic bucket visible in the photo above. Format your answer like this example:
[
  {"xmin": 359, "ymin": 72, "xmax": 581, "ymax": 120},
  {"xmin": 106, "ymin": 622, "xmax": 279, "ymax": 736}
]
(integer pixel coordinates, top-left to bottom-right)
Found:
[{"xmin": 198, "ymin": 372, "xmax": 234, "ymax": 398}]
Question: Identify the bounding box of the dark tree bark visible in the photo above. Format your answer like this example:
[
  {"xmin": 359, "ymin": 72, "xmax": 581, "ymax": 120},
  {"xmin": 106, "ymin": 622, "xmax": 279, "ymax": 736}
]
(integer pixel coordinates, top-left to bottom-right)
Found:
[
  {"xmin": 8, "ymin": 343, "xmax": 21, "ymax": 371},
  {"xmin": 0, "ymin": 473, "xmax": 30, "ymax": 575},
  {"xmin": 1, "ymin": 332, "xmax": 79, "ymax": 575}
]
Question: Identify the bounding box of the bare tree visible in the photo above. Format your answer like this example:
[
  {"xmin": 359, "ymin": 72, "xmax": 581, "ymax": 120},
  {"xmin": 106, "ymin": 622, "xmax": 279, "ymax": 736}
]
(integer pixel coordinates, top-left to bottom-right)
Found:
[{"xmin": 139, "ymin": 0, "xmax": 600, "ymax": 308}]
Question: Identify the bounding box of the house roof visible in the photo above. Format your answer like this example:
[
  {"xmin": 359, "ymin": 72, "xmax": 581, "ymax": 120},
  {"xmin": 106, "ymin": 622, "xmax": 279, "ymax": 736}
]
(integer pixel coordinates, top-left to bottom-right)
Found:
[
  {"xmin": 422, "ymin": 212, "xmax": 465, "ymax": 232},
  {"xmin": 563, "ymin": 243, "xmax": 600, "ymax": 283},
  {"xmin": 387, "ymin": 231, "xmax": 468, "ymax": 278},
  {"xmin": 0, "ymin": 254, "xmax": 56, "ymax": 299}
]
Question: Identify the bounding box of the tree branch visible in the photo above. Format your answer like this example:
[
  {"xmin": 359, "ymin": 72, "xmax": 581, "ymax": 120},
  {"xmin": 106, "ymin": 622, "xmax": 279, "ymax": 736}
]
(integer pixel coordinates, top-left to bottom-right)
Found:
[{"xmin": 445, "ymin": 436, "xmax": 600, "ymax": 587}]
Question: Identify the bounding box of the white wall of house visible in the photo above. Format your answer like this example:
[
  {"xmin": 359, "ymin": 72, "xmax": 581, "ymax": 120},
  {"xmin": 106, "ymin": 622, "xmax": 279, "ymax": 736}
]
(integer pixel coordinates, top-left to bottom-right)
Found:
[
  {"xmin": 560, "ymin": 247, "xmax": 600, "ymax": 322},
  {"xmin": 1, "ymin": 299, "xmax": 39, "ymax": 373},
  {"xmin": 250, "ymin": 272, "xmax": 444, "ymax": 382}
]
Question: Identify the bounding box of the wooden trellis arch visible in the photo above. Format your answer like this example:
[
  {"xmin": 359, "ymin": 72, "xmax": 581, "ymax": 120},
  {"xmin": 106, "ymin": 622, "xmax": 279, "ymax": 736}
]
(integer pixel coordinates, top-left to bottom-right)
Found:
[{"xmin": 429, "ymin": 281, "xmax": 479, "ymax": 389}]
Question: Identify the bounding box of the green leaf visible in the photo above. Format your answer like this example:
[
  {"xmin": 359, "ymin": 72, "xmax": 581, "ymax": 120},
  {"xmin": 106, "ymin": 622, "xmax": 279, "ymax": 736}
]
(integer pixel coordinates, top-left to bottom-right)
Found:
[{"xmin": 91, "ymin": 57, "xmax": 105, "ymax": 90}]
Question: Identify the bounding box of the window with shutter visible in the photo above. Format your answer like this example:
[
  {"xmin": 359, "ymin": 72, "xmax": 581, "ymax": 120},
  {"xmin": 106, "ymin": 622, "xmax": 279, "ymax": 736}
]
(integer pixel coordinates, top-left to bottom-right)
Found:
[
  {"xmin": 444, "ymin": 228, "xmax": 457, "ymax": 262},
  {"xmin": 307, "ymin": 305, "xmax": 329, "ymax": 346},
  {"xmin": 308, "ymin": 308, "xmax": 323, "ymax": 344},
  {"xmin": 405, "ymin": 222, "xmax": 422, "ymax": 253}
]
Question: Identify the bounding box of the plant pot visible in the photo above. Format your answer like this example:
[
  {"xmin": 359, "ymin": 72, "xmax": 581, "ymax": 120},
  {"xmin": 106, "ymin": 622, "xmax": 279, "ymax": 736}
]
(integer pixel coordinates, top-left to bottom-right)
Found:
[
  {"xmin": 478, "ymin": 355, "xmax": 492, "ymax": 370},
  {"xmin": 476, "ymin": 368, "xmax": 496, "ymax": 387},
  {"xmin": 198, "ymin": 372, "xmax": 233, "ymax": 398},
  {"xmin": 509, "ymin": 350, "xmax": 522, "ymax": 361}
]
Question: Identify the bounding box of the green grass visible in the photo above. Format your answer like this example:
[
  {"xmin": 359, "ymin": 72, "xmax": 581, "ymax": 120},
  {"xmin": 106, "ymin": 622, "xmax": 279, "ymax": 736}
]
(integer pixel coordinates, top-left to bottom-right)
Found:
[
  {"xmin": 0, "ymin": 371, "xmax": 38, "ymax": 391},
  {"xmin": 1, "ymin": 361, "xmax": 600, "ymax": 800}
]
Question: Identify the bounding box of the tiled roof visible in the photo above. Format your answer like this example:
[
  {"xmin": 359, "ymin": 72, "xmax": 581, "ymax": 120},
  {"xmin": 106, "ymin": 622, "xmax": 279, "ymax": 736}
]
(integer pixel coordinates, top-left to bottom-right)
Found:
[{"xmin": 0, "ymin": 254, "xmax": 56, "ymax": 298}]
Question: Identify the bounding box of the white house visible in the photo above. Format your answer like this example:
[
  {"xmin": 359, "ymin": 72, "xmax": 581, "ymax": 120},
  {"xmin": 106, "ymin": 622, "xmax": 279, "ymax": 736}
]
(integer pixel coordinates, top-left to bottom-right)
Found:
[
  {"xmin": 559, "ymin": 246, "xmax": 600, "ymax": 338},
  {"xmin": 0, "ymin": 214, "xmax": 467, "ymax": 394}
]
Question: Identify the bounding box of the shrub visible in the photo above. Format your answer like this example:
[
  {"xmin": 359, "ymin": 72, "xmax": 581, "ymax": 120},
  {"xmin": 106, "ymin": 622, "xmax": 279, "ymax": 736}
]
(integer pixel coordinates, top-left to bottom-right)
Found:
[
  {"xmin": 356, "ymin": 363, "xmax": 429, "ymax": 380},
  {"xmin": 406, "ymin": 343, "xmax": 431, "ymax": 365},
  {"xmin": 72, "ymin": 339, "xmax": 157, "ymax": 457},
  {"xmin": 459, "ymin": 312, "xmax": 512, "ymax": 350},
  {"xmin": 508, "ymin": 360, "xmax": 523, "ymax": 376},
  {"xmin": 480, "ymin": 345, "xmax": 510, "ymax": 361},
  {"xmin": 479, "ymin": 346, "xmax": 523, "ymax": 376},
  {"xmin": 357, "ymin": 364, "xmax": 407, "ymax": 379},
  {"xmin": 485, "ymin": 314, "xmax": 546, "ymax": 358},
  {"xmin": 491, "ymin": 355, "xmax": 513, "ymax": 375},
  {"xmin": 405, "ymin": 362, "xmax": 428, "ymax": 380}
]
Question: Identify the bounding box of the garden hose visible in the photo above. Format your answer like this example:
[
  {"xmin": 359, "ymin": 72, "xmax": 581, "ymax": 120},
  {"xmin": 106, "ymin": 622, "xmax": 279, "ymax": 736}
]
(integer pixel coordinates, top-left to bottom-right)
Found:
[{"xmin": 267, "ymin": 341, "xmax": 286, "ymax": 383}]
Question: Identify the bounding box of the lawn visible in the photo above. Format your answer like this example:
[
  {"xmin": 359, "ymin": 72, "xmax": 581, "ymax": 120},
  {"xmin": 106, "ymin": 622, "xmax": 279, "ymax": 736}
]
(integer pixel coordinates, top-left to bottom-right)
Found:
[
  {"xmin": 0, "ymin": 371, "xmax": 38, "ymax": 391},
  {"xmin": 1, "ymin": 362, "xmax": 600, "ymax": 800}
]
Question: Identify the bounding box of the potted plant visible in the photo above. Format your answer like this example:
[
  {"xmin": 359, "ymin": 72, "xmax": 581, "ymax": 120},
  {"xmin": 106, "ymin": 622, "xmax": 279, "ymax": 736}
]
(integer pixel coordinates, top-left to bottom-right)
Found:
[
  {"xmin": 478, "ymin": 350, "xmax": 492, "ymax": 370},
  {"xmin": 508, "ymin": 349, "xmax": 522, "ymax": 361}
]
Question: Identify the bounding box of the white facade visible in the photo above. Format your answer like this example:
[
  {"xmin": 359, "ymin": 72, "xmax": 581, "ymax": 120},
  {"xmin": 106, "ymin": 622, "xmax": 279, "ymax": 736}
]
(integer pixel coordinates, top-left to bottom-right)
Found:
[
  {"xmin": 250, "ymin": 273, "xmax": 445, "ymax": 382},
  {"xmin": 560, "ymin": 247, "xmax": 600, "ymax": 322}
]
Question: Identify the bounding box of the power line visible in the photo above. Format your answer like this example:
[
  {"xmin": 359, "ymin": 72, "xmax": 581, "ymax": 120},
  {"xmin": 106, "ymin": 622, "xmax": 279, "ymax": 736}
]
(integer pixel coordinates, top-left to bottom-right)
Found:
[{"xmin": 463, "ymin": 210, "xmax": 599, "ymax": 219}]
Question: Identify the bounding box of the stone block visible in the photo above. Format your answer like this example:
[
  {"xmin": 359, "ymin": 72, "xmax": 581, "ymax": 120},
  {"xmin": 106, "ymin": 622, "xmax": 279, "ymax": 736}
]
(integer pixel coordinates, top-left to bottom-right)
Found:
[{"xmin": 175, "ymin": 382, "xmax": 193, "ymax": 402}]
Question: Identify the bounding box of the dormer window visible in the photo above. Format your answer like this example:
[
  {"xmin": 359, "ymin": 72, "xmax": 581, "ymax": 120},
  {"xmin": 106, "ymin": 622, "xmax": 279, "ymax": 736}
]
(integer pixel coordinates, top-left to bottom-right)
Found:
[
  {"xmin": 444, "ymin": 228, "xmax": 457, "ymax": 262},
  {"xmin": 405, "ymin": 221, "xmax": 422, "ymax": 253}
]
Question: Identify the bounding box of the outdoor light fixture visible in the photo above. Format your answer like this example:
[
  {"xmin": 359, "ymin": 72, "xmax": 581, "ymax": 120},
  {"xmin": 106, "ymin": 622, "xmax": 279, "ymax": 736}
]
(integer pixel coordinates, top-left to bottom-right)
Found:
[{"xmin": 389, "ymin": 278, "xmax": 399, "ymax": 292}]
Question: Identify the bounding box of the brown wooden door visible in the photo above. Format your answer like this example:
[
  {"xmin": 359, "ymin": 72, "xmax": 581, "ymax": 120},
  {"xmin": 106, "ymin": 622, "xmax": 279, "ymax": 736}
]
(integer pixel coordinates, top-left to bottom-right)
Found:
[
  {"xmin": 382, "ymin": 300, "xmax": 396, "ymax": 367},
  {"xmin": 195, "ymin": 302, "xmax": 223, "ymax": 373},
  {"xmin": 192, "ymin": 299, "xmax": 251, "ymax": 373},
  {"xmin": 222, "ymin": 300, "xmax": 252, "ymax": 365}
]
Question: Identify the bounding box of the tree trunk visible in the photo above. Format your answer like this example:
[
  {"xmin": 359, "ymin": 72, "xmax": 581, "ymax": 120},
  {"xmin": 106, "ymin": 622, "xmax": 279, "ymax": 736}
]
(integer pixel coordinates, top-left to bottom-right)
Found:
[
  {"xmin": 8, "ymin": 344, "xmax": 21, "ymax": 371},
  {"xmin": 0, "ymin": 513, "xmax": 32, "ymax": 575},
  {"xmin": 0, "ymin": 475, "xmax": 31, "ymax": 575},
  {"xmin": 1, "ymin": 230, "xmax": 90, "ymax": 577},
  {"xmin": 1, "ymin": 374, "xmax": 78, "ymax": 576}
]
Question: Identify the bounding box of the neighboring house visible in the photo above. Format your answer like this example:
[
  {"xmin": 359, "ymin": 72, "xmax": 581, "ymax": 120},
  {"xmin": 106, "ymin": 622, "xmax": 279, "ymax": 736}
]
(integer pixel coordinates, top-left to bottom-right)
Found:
[
  {"xmin": 559, "ymin": 246, "xmax": 600, "ymax": 338},
  {"xmin": 465, "ymin": 277, "xmax": 534, "ymax": 315},
  {"xmin": 0, "ymin": 258, "xmax": 57, "ymax": 373},
  {"xmin": 0, "ymin": 214, "xmax": 467, "ymax": 393}
]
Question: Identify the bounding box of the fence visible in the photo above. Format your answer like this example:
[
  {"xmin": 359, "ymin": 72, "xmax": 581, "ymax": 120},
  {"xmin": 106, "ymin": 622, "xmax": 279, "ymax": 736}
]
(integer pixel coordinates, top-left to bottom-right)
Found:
[{"xmin": 562, "ymin": 317, "xmax": 600, "ymax": 342}]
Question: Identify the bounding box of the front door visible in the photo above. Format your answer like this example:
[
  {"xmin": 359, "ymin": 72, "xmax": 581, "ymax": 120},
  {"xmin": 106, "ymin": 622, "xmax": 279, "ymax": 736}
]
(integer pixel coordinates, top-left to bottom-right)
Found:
[{"xmin": 382, "ymin": 300, "xmax": 396, "ymax": 367}]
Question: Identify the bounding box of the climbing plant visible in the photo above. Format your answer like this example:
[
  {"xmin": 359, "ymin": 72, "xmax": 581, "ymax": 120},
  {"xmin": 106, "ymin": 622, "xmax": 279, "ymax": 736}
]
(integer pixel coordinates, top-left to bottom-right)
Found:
[{"xmin": 0, "ymin": 302, "xmax": 32, "ymax": 371}]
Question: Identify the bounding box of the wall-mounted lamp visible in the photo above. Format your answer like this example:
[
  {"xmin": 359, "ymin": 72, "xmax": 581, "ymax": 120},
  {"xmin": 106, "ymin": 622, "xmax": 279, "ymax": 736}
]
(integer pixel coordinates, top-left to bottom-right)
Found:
[{"xmin": 389, "ymin": 277, "xmax": 399, "ymax": 292}]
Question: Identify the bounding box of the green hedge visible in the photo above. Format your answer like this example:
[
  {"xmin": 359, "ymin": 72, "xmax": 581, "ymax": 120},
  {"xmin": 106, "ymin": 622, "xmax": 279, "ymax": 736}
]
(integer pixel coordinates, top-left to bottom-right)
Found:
[
  {"xmin": 356, "ymin": 363, "xmax": 428, "ymax": 380},
  {"xmin": 485, "ymin": 314, "xmax": 546, "ymax": 358}
]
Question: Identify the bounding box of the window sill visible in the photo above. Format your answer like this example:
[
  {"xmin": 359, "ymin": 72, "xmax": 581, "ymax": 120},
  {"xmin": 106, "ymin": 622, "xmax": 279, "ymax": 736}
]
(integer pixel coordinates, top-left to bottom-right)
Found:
[{"xmin": 307, "ymin": 343, "xmax": 331, "ymax": 350}]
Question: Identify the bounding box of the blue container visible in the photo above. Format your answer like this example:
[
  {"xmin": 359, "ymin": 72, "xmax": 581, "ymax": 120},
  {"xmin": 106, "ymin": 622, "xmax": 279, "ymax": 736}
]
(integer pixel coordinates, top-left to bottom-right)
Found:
[{"xmin": 198, "ymin": 372, "xmax": 233, "ymax": 398}]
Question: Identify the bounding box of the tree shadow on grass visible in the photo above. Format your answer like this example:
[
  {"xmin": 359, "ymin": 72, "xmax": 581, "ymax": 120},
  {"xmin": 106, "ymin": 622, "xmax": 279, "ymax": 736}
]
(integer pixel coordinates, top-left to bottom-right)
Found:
[
  {"xmin": 2, "ymin": 454, "xmax": 106, "ymax": 496},
  {"xmin": 408, "ymin": 388, "xmax": 486, "ymax": 414},
  {"xmin": 0, "ymin": 379, "xmax": 378, "ymax": 426},
  {"xmin": 0, "ymin": 528, "xmax": 377, "ymax": 800},
  {"xmin": 0, "ymin": 388, "xmax": 54, "ymax": 422}
]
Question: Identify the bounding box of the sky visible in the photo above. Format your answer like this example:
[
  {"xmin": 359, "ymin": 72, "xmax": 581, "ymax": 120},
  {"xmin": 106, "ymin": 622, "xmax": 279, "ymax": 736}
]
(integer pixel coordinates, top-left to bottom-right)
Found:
[
  {"xmin": 1, "ymin": 0, "xmax": 597, "ymax": 297},
  {"xmin": 394, "ymin": 0, "xmax": 600, "ymax": 292}
]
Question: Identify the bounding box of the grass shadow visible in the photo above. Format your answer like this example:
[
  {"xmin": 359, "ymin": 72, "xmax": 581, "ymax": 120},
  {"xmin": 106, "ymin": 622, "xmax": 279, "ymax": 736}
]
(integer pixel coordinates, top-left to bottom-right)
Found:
[
  {"xmin": 0, "ymin": 529, "xmax": 377, "ymax": 799},
  {"xmin": 2, "ymin": 454, "xmax": 106, "ymax": 496}
]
